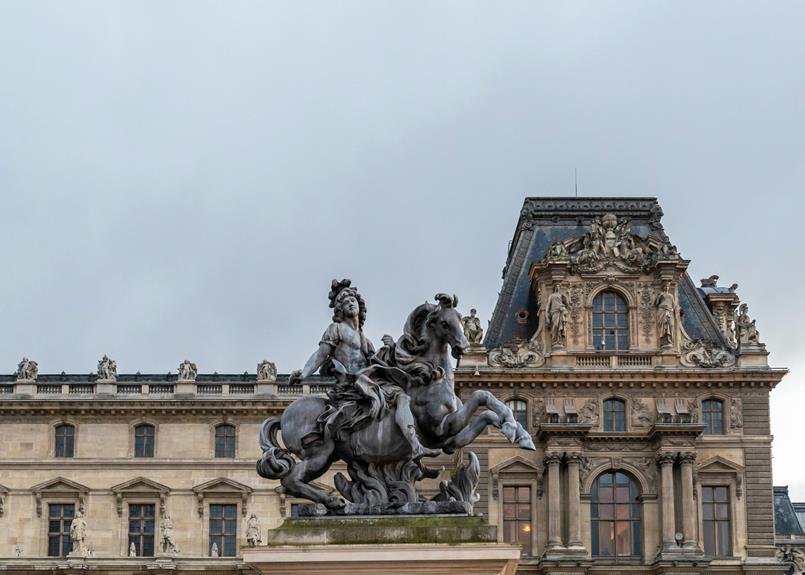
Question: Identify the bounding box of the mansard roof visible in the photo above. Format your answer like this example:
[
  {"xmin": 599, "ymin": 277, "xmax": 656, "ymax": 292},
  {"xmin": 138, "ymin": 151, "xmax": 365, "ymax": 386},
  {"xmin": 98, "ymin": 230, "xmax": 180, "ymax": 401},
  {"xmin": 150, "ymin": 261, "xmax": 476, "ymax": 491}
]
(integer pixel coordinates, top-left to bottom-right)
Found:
[
  {"xmin": 775, "ymin": 486, "xmax": 805, "ymax": 536},
  {"xmin": 485, "ymin": 197, "xmax": 727, "ymax": 349}
]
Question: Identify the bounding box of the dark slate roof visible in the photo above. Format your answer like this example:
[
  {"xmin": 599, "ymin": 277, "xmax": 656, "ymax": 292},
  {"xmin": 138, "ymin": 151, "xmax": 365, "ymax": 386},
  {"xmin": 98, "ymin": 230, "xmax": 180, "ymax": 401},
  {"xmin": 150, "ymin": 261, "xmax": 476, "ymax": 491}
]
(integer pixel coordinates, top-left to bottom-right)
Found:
[
  {"xmin": 0, "ymin": 373, "xmax": 330, "ymax": 384},
  {"xmin": 485, "ymin": 197, "xmax": 727, "ymax": 349},
  {"xmin": 775, "ymin": 486, "xmax": 805, "ymax": 536}
]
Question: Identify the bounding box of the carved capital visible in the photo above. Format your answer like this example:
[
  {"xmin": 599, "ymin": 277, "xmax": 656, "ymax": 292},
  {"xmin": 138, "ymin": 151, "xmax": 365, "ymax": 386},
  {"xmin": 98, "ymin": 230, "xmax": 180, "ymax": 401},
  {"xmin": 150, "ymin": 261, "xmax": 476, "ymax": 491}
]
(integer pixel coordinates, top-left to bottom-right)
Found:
[
  {"xmin": 678, "ymin": 451, "xmax": 696, "ymax": 465},
  {"xmin": 656, "ymin": 452, "xmax": 676, "ymax": 466},
  {"xmin": 565, "ymin": 453, "xmax": 586, "ymax": 466},
  {"xmin": 543, "ymin": 452, "xmax": 563, "ymax": 467}
]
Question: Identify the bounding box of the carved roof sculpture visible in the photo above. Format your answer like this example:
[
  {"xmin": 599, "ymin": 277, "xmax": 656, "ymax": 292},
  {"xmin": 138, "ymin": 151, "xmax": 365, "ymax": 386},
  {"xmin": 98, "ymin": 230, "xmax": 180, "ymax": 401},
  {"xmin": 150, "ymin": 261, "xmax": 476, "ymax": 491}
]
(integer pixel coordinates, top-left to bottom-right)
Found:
[{"xmin": 485, "ymin": 198, "xmax": 729, "ymax": 350}]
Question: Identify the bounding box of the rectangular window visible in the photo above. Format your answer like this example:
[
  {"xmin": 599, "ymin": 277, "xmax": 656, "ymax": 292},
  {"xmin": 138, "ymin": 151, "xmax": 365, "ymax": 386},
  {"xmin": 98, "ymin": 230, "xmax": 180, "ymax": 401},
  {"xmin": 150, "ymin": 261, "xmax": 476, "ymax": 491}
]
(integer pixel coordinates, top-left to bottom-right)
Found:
[
  {"xmin": 702, "ymin": 486, "xmax": 731, "ymax": 557},
  {"xmin": 128, "ymin": 504, "xmax": 156, "ymax": 557},
  {"xmin": 55, "ymin": 425, "xmax": 75, "ymax": 458},
  {"xmin": 502, "ymin": 485, "xmax": 532, "ymax": 556},
  {"xmin": 134, "ymin": 425, "xmax": 155, "ymax": 458},
  {"xmin": 48, "ymin": 503, "xmax": 74, "ymax": 557},
  {"xmin": 209, "ymin": 503, "xmax": 237, "ymax": 556},
  {"xmin": 215, "ymin": 425, "xmax": 236, "ymax": 458}
]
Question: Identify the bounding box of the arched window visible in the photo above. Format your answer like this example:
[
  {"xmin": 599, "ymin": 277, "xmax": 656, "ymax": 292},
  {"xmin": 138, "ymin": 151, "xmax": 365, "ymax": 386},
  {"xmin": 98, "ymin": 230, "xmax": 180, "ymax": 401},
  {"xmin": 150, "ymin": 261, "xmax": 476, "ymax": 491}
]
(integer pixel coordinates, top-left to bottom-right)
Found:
[
  {"xmin": 591, "ymin": 471, "xmax": 642, "ymax": 558},
  {"xmin": 506, "ymin": 399, "xmax": 528, "ymax": 429},
  {"xmin": 215, "ymin": 424, "xmax": 236, "ymax": 458},
  {"xmin": 703, "ymin": 399, "xmax": 724, "ymax": 435},
  {"xmin": 603, "ymin": 399, "xmax": 626, "ymax": 432},
  {"xmin": 54, "ymin": 424, "xmax": 75, "ymax": 458},
  {"xmin": 592, "ymin": 292, "xmax": 629, "ymax": 352},
  {"xmin": 134, "ymin": 424, "xmax": 155, "ymax": 458}
]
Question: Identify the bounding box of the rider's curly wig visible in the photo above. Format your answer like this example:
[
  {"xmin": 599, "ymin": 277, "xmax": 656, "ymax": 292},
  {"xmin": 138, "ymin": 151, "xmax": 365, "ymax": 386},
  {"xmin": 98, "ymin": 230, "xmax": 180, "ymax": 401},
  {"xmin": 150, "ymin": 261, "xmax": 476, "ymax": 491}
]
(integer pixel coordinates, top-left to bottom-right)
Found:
[{"xmin": 328, "ymin": 278, "xmax": 367, "ymax": 328}]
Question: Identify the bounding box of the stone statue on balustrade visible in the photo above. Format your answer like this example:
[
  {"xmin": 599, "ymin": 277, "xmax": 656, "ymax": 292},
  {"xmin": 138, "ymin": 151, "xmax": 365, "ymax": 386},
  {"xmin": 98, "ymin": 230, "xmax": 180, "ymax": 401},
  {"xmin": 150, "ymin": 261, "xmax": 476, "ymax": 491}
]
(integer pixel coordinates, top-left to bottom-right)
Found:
[
  {"xmin": 545, "ymin": 285, "xmax": 569, "ymax": 348},
  {"xmin": 177, "ymin": 360, "xmax": 197, "ymax": 382},
  {"xmin": 735, "ymin": 303, "xmax": 764, "ymax": 349},
  {"xmin": 96, "ymin": 355, "xmax": 117, "ymax": 381},
  {"xmin": 161, "ymin": 514, "xmax": 180, "ymax": 555},
  {"xmin": 257, "ymin": 278, "xmax": 534, "ymax": 515},
  {"xmin": 256, "ymin": 360, "xmax": 277, "ymax": 383},
  {"xmin": 461, "ymin": 308, "xmax": 484, "ymax": 346},
  {"xmin": 15, "ymin": 357, "xmax": 38, "ymax": 381},
  {"xmin": 246, "ymin": 513, "xmax": 262, "ymax": 547}
]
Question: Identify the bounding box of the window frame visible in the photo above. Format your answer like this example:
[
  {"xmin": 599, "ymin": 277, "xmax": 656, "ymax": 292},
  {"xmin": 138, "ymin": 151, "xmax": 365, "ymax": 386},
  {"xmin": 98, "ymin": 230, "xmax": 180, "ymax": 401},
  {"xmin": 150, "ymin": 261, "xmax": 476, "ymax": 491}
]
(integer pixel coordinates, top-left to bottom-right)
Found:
[
  {"xmin": 701, "ymin": 485, "xmax": 732, "ymax": 558},
  {"xmin": 603, "ymin": 398, "xmax": 627, "ymax": 432},
  {"xmin": 208, "ymin": 502, "xmax": 238, "ymax": 557},
  {"xmin": 214, "ymin": 424, "xmax": 237, "ymax": 459},
  {"xmin": 54, "ymin": 424, "xmax": 76, "ymax": 458},
  {"xmin": 590, "ymin": 470, "xmax": 642, "ymax": 560},
  {"xmin": 47, "ymin": 502, "xmax": 75, "ymax": 557},
  {"xmin": 127, "ymin": 502, "xmax": 156, "ymax": 557},
  {"xmin": 591, "ymin": 291, "xmax": 630, "ymax": 353},
  {"xmin": 134, "ymin": 424, "xmax": 156, "ymax": 458},
  {"xmin": 702, "ymin": 399, "xmax": 726, "ymax": 435}
]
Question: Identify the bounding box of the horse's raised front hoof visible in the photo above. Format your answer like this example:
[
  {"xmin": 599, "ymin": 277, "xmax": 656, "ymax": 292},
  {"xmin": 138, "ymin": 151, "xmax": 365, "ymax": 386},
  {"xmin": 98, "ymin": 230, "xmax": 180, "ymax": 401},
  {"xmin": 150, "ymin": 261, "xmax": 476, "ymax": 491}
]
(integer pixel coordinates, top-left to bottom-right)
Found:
[
  {"xmin": 518, "ymin": 434, "xmax": 536, "ymax": 451},
  {"xmin": 325, "ymin": 496, "xmax": 346, "ymax": 510},
  {"xmin": 500, "ymin": 421, "xmax": 518, "ymax": 443}
]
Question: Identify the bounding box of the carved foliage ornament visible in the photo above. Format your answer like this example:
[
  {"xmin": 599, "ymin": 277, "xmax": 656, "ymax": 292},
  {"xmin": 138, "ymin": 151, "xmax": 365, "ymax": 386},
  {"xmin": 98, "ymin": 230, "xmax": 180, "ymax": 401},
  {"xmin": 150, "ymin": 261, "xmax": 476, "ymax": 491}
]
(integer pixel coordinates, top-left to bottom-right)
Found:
[
  {"xmin": 680, "ymin": 339, "xmax": 736, "ymax": 368},
  {"xmin": 543, "ymin": 213, "xmax": 678, "ymax": 273},
  {"xmin": 488, "ymin": 341, "xmax": 545, "ymax": 368}
]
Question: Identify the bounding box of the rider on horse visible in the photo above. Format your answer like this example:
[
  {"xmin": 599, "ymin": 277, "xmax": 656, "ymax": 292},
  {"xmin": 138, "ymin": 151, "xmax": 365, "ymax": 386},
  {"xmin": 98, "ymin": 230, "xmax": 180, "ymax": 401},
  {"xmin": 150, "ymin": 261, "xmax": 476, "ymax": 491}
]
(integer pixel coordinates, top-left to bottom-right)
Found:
[{"xmin": 289, "ymin": 279, "xmax": 439, "ymax": 460}]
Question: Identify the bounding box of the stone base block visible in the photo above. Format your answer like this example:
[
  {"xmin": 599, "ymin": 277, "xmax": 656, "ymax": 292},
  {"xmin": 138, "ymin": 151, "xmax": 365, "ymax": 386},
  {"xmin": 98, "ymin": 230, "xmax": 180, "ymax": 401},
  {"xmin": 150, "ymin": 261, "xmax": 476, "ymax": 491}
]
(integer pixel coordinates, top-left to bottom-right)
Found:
[{"xmin": 243, "ymin": 542, "xmax": 520, "ymax": 575}]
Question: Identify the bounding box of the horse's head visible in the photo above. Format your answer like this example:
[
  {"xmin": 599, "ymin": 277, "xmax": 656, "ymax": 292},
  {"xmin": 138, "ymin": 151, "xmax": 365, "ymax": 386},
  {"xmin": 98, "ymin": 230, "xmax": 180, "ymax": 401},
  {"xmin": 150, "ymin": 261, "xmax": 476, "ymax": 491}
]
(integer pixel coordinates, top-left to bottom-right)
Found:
[{"xmin": 427, "ymin": 293, "xmax": 470, "ymax": 359}]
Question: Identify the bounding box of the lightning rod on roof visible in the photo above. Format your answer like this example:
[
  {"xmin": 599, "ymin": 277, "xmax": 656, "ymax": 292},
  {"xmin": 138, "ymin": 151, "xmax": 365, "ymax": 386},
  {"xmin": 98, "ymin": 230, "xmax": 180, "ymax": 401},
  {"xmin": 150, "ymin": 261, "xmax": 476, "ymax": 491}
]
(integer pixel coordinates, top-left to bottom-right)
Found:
[{"xmin": 574, "ymin": 168, "xmax": 579, "ymax": 197}]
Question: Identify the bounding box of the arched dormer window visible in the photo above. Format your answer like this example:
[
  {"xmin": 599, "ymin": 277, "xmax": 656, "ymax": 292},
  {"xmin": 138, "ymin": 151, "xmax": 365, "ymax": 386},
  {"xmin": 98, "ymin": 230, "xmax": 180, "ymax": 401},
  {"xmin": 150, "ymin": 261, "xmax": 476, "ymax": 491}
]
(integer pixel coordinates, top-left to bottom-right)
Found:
[
  {"xmin": 506, "ymin": 399, "xmax": 528, "ymax": 429},
  {"xmin": 603, "ymin": 399, "xmax": 626, "ymax": 432},
  {"xmin": 54, "ymin": 424, "xmax": 75, "ymax": 458},
  {"xmin": 134, "ymin": 424, "xmax": 156, "ymax": 458},
  {"xmin": 592, "ymin": 291, "xmax": 629, "ymax": 352},
  {"xmin": 702, "ymin": 399, "xmax": 725, "ymax": 435},
  {"xmin": 215, "ymin": 424, "xmax": 237, "ymax": 458},
  {"xmin": 591, "ymin": 470, "xmax": 642, "ymax": 558}
]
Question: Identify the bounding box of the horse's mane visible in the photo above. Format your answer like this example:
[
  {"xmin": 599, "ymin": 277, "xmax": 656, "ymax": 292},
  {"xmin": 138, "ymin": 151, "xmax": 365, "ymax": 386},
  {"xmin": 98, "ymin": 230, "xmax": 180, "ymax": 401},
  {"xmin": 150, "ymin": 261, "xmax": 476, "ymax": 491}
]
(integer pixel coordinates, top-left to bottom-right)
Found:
[{"xmin": 399, "ymin": 302, "xmax": 437, "ymax": 355}]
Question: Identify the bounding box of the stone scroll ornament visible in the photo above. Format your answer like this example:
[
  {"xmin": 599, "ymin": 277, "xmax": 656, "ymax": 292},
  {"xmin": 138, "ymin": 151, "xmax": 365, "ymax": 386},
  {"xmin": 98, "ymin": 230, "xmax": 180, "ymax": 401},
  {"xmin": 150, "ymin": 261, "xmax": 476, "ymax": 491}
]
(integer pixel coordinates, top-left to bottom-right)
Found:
[{"xmin": 257, "ymin": 279, "xmax": 535, "ymax": 515}]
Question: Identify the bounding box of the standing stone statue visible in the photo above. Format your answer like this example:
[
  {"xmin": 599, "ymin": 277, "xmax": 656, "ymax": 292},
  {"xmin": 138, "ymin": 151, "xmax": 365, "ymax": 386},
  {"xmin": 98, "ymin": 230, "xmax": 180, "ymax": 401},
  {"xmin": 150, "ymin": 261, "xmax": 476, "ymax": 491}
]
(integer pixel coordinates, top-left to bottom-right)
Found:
[
  {"xmin": 15, "ymin": 357, "xmax": 38, "ymax": 381},
  {"xmin": 545, "ymin": 285, "xmax": 569, "ymax": 348},
  {"xmin": 461, "ymin": 308, "xmax": 483, "ymax": 346},
  {"xmin": 735, "ymin": 303, "xmax": 761, "ymax": 346},
  {"xmin": 13, "ymin": 544, "xmax": 22, "ymax": 558},
  {"xmin": 177, "ymin": 360, "xmax": 197, "ymax": 381},
  {"xmin": 129, "ymin": 542, "xmax": 137, "ymax": 557},
  {"xmin": 210, "ymin": 542, "xmax": 219, "ymax": 558},
  {"xmin": 256, "ymin": 360, "xmax": 277, "ymax": 383},
  {"xmin": 96, "ymin": 355, "xmax": 117, "ymax": 381},
  {"xmin": 69, "ymin": 510, "xmax": 88, "ymax": 557},
  {"xmin": 246, "ymin": 513, "xmax": 261, "ymax": 547},
  {"xmin": 161, "ymin": 514, "xmax": 180, "ymax": 555},
  {"xmin": 655, "ymin": 283, "xmax": 677, "ymax": 348},
  {"xmin": 288, "ymin": 279, "xmax": 438, "ymax": 461}
]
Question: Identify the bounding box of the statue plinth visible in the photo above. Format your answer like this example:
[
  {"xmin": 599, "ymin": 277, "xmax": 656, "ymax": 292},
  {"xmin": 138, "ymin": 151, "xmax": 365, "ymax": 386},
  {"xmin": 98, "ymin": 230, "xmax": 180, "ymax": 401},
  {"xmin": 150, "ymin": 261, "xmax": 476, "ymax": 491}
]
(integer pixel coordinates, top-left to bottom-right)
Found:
[{"xmin": 242, "ymin": 515, "xmax": 520, "ymax": 575}]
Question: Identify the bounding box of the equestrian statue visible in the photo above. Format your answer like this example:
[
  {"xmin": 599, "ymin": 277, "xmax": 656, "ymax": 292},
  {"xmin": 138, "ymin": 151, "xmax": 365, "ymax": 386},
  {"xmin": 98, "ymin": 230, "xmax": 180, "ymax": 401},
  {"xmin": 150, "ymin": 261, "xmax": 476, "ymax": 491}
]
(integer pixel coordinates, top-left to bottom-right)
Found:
[{"xmin": 257, "ymin": 279, "xmax": 535, "ymax": 513}]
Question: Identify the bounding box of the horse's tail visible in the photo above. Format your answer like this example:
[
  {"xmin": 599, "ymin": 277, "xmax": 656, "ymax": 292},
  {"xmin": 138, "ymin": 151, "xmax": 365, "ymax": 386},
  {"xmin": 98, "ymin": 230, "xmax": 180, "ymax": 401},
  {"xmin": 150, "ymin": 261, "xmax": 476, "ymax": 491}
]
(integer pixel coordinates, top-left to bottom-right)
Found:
[{"xmin": 256, "ymin": 417, "xmax": 295, "ymax": 480}]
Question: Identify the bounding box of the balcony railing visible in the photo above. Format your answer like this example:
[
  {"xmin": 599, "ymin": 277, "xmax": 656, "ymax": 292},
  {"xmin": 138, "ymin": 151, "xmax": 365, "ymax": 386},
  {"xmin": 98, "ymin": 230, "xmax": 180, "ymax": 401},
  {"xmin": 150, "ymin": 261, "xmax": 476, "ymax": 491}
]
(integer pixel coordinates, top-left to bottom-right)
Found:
[{"xmin": 575, "ymin": 355, "xmax": 654, "ymax": 368}]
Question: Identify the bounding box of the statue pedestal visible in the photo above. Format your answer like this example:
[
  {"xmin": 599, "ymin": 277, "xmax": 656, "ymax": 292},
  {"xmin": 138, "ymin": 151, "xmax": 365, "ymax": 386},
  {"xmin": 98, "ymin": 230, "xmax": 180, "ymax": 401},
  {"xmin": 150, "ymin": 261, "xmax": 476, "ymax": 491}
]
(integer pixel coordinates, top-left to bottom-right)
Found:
[{"xmin": 242, "ymin": 515, "xmax": 520, "ymax": 575}]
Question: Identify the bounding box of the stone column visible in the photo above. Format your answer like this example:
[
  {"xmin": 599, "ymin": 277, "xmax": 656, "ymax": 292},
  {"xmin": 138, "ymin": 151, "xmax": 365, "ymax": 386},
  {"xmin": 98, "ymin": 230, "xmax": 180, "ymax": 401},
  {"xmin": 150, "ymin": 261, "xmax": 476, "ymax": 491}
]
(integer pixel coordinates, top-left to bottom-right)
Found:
[
  {"xmin": 679, "ymin": 452, "xmax": 698, "ymax": 549},
  {"xmin": 657, "ymin": 452, "xmax": 677, "ymax": 551},
  {"xmin": 565, "ymin": 453, "xmax": 584, "ymax": 550},
  {"xmin": 544, "ymin": 452, "xmax": 564, "ymax": 549}
]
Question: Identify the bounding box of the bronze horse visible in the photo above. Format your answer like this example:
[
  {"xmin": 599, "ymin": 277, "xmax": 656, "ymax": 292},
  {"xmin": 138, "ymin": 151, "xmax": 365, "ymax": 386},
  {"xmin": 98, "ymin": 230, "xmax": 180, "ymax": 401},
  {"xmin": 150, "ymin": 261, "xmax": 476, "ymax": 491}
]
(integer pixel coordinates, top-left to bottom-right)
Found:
[{"xmin": 257, "ymin": 294, "xmax": 535, "ymax": 510}]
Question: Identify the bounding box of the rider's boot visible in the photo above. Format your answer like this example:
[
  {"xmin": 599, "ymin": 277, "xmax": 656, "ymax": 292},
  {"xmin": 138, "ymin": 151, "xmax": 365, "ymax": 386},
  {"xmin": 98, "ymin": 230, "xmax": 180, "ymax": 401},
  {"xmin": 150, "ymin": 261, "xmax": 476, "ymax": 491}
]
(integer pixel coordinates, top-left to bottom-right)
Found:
[{"xmin": 405, "ymin": 425, "xmax": 440, "ymax": 460}]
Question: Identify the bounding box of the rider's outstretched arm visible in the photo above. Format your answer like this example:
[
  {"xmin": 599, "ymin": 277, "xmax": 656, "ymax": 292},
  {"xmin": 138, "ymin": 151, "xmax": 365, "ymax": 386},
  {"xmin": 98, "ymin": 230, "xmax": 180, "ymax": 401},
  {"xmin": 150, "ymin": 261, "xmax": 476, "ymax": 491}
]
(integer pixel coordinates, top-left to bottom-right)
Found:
[{"xmin": 290, "ymin": 343, "xmax": 333, "ymax": 384}]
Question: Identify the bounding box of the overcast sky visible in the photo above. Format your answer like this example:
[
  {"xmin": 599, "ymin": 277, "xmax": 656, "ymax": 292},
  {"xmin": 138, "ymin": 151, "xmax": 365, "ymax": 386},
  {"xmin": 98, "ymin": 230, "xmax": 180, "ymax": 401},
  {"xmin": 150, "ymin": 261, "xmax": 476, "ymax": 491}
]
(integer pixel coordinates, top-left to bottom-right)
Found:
[{"xmin": 1, "ymin": 1, "xmax": 803, "ymax": 497}]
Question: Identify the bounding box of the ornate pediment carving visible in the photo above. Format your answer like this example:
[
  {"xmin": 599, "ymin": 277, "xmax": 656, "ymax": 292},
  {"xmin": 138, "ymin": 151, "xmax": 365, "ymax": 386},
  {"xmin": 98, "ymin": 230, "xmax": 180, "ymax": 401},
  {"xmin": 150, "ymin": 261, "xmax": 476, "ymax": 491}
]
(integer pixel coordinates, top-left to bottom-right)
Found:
[
  {"xmin": 111, "ymin": 477, "xmax": 171, "ymax": 516},
  {"xmin": 31, "ymin": 477, "xmax": 89, "ymax": 517},
  {"xmin": 544, "ymin": 213, "xmax": 679, "ymax": 274},
  {"xmin": 680, "ymin": 339, "xmax": 735, "ymax": 368},
  {"xmin": 488, "ymin": 340, "xmax": 544, "ymax": 368},
  {"xmin": 489, "ymin": 455, "xmax": 544, "ymax": 499}
]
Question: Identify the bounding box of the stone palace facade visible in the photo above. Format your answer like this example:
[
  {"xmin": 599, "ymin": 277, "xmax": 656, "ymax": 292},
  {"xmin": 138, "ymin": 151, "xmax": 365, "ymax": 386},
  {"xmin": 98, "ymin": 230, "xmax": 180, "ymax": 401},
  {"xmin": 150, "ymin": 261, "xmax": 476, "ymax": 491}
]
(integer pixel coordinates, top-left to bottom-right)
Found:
[{"xmin": 0, "ymin": 197, "xmax": 791, "ymax": 574}]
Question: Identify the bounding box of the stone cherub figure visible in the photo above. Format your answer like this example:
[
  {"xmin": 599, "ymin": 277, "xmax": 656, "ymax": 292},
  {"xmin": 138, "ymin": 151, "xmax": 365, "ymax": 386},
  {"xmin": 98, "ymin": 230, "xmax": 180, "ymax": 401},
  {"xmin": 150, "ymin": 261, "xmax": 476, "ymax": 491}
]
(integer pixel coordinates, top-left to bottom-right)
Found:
[
  {"xmin": 161, "ymin": 514, "xmax": 180, "ymax": 555},
  {"xmin": 15, "ymin": 357, "xmax": 38, "ymax": 381},
  {"xmin": 69, "ymin": 510, "xmax": 88, "ymax": 557},
  {"xmin": 97, "ymin": 355, "xmax": 117, "ymax": 381},
  {"xmin": 545, "ymin": 284, "xmax": 569, "ymax": 348},
  {"xmin": 289, "ymin": 279, "xmax": 438, "ymax": 460},
  {"xmin": 246, "ymin": 513, "xmax": 261, "ymax": 547},
  {"xmin": 461, "ymin": 308, "xmax": 483, "ymax": 346}
]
